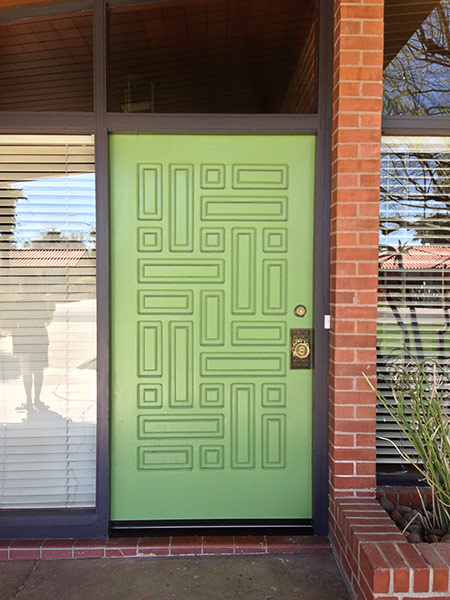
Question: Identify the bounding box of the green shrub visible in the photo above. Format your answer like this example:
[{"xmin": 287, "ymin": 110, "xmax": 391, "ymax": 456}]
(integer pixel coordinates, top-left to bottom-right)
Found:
[{"xmin": 364, "ymin": 358, "xmax": 450, "ymax": 533}]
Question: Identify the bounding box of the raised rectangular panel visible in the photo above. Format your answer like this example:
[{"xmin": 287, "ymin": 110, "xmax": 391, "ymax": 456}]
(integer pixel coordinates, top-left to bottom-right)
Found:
[
  {"xmin": 138, "ymin": 322, "xmax": 162, "ymax": 377},
  {"xmin": 232, "ymin": 165, "xmax": 288, "ymax": 189},
  {"xmin": 138, "ymin": 415, "xmax": 224, "ymax": 439},
  {"xmin": 170, "ymin": 164, "xmax": 193, "ymax": 252},
  {"xmin": 201, "ymin": 197, "xmax": 287, "ymax": 221},
  {"xmin": 231, "ymin": 321, "xmax": 286, "ymax": 346},
  {"xmin": 200, "ymin": 228, "xmax": 225, "ymax": 252},
  {"xmin": 201, "ymin": 353, "xmax": 286, "ymax": 376},
  {"xmin": 201, "ymin": 164, "xmax": 225, "ymax": 189},
  {"xmin": 200, "ymin": 445, "xmax": 225, "ymax": 469},
  {"xmin": 262, "ymin": 415, "xmax": 286, "ymax": 468},
  {"xmin": 263, "ymin": 228, "xmax": 287, "ymax": 253},
  {"xmin": 231, "ymin": 384, "xmax": 255, "ymax": 468},
  {"xmin": 200, "ymin": 291, "xmax": 224, "ymax": 345},
  {"xmin": 138, "ymin": 384, "xmax": 163, "ymax": 408},
  {"xmin": 199, "ymin": 383, "xmax": 225, "ymax": 408},
  {"xmin": 232, "ymin": 229, "xmax": 256, "ymax": 314},
  {"xmin": 138, "ymin": 290, "xmax": 193, "ymax": 315},
  {"xmin": 263, "ymin": 260, "xmax": 287, "ymax": 314},
  {"xmin": 138, "ymin": 446, "xmax": 193, "ymax": 470},
  {"xmin": 138, "ymin": 164, "xmax": 162, "ymax": 220},
  {"xmin": 169, "ymin": 321, "xmax": 193, "ymax": 407},
  {"xmin": 138, "ymin": 227, "xmax": 162, "ymax": 252},
  {"xmin": 138, "ymin": 259, "xmax": 224, "ymax": 284},
  {"xmin": 262, "ymin": 383, "xmax": 287, "ymax": 408}
]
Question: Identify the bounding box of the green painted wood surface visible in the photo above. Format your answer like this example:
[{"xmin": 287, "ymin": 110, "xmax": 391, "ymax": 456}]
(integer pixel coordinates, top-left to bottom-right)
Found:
[{"xmin": 110, "ymin": 135, "xmax": 315, "ymax": 521}]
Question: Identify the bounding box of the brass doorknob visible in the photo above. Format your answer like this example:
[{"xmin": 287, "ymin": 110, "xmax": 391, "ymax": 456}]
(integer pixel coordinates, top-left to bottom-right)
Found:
[{"xmin": 292, "ymin": 341, "xmax": 310, "ymax": 360}]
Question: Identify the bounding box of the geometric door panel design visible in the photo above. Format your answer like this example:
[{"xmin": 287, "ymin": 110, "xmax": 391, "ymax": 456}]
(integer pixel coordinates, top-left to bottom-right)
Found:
[{"xmin": 110, "ymin": 134, "xmax": 315, "ymax": 521}]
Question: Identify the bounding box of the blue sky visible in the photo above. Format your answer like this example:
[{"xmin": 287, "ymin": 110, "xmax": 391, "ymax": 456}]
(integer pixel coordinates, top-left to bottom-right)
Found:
[{"xmin": 13, "ymin": 173, "xmax": 96, "ymax": 246}]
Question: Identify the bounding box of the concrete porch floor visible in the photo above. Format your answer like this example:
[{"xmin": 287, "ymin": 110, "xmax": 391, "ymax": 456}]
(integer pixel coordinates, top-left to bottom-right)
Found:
[{"xmin": 1, "ymin": 553, "xmax": 350, "ymax": 600}]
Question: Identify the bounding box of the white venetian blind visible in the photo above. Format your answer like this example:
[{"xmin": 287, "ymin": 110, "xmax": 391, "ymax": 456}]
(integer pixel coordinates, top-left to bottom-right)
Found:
[
  {"xmin": 0, "ymin": 135, "xmax": 96, "ymax": 508},
  {"xmin": 377, "ymin": 136, "xmax": 450, "ymax": 465}
]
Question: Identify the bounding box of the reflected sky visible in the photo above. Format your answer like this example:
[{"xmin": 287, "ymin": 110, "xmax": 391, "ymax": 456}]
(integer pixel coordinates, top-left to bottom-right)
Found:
[
  {"xmin": 13, "ymin": 173, "xmax": 96, "ymax": 246},
  {"xmin": 380, "ymin": 137, "xmax": 450, "ymax": 248}
]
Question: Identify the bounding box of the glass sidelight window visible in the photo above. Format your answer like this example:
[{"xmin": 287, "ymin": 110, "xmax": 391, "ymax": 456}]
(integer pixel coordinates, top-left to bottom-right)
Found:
[
  {"xmin": 107, "ymin": 0, "xmax": 318, "ymax": 114},
  {"xmin": 377, "ymin": 136, "xmax": 450, "ymax": 467},
  {"xmin": 0, "ymin": 135, "xmax": 96, "ymax": 508}
]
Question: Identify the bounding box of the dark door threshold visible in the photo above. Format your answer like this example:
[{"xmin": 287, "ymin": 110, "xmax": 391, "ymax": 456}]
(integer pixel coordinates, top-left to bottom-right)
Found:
[{"xmin": 110, "ymin": 519, "xmax": 313, "ymax": 537}]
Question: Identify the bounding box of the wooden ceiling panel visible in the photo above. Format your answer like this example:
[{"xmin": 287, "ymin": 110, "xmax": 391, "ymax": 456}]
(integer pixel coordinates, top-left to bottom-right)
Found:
[{"xmin": 0, "ymin": 11, "xmax": 93, "ymax": 111}]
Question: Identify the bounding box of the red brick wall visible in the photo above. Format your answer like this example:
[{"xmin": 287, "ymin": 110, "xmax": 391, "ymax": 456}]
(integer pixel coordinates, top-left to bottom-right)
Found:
[
  {"xmin": 281, "ymin": 21, "xmax": 317, "ymax": 114},
  {"xmin": 328, "ymin": 0, "xmax": 384, "ymax": 508}
]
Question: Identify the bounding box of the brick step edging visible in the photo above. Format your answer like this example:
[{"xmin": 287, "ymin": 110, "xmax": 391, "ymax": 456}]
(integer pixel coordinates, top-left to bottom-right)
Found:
[{"xmin": 0, "ymin": 535, "xmax": 330, "ymax": 561}]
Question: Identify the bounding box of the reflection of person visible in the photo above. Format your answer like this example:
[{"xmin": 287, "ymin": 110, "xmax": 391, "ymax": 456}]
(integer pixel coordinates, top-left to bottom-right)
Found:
[{"xmin": 10, "ymin": 288, "xmax": 55, "ymax": 411}]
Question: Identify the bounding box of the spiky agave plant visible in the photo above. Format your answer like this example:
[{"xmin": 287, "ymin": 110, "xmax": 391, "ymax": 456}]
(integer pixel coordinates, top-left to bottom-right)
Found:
[{"xmin": 364, "ymin": 357, "xmax": 450, "ymax": 533}]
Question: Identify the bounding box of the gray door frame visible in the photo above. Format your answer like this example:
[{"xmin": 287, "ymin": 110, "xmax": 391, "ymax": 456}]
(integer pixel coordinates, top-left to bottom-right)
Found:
[{"xmin": 0, "ymin": 0, "xmax": 332, "ymax": 539}]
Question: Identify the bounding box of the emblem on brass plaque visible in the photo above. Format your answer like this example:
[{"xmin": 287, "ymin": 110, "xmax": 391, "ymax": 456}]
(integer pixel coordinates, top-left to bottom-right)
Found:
[{"xmin": 290, "ymin": 328, "xmax": 312, "ymax": 369}]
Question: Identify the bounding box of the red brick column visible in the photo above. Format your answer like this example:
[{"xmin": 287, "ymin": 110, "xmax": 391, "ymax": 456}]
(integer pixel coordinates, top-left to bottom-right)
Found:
[{"xmin": 328, "ymin": 0, "xmax": 384, "ymax": 512}]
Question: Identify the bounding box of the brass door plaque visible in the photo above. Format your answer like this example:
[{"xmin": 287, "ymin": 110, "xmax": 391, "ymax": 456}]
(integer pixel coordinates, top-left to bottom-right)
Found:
[{"xmin": 290, "ymin": 328, "xmax": 312, "ymax": 369}]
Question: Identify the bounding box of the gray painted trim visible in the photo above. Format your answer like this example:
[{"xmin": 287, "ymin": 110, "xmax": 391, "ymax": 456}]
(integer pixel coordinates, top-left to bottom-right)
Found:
[
  {"xmin": 0, "ymin": 0, "xmax": 331, "ymax": 539},
  {"xmin": 108, "ymin": 0, "xmax": 223, "ymax": 7},
  {"xmin": 94, "ymin": 0, "xmax": 110, "ymax": 539},
  {"xmin": 382, "ymin": 115, "xmax": 450, "ymax": 135},
  {"xmin": 0, "ymin": 0, "xmax": 92, "ymax": 21},
  {"xmin": 0, "ymin": 512, "xmax": 99, "ymax": 540},
  {"xmin": 106, "ymin": 113, "xmax": 320, "ymax": 133},
  {"xmin": 311, "ymin": 0, "xmax": 332, "ymax": 538},
  {"xmin": 0, "ymin": 113, "xmax": 95, "ymax": 132}
]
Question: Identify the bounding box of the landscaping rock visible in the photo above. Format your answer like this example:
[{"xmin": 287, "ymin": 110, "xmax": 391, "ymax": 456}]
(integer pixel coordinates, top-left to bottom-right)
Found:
[
  {"xmin": 407, "ymin": 524, "xmax": 423, "ymax": 535},
  {"xmin": 390, "ymin": 509, "xmax": 403, "ymax": 524},
  {"xmin": 406, "ymin": 532, "xmax": 423, "ymax": 543},
  {"xmin": 403, "ymin": 511, "xmax": 416, "ymax": 523},
  {"xmin": 396, "ymin": 504, "xmax": 410, "ymax": 515},
  {"xmin": 379, "ymin": 495, "xmax": 449, "ymax": 545},
  {"xmin": 430, "ymin": 529, "xmax": 445, "ymax": 537},
  {"xmin": 379, "ymin": 497, "xmax": 394, "ymax": 513}
]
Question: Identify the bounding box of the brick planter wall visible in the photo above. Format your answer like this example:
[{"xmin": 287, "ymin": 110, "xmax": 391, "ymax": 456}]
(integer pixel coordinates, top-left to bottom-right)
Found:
[
  {"xmin": 331, "ymin": 497, "xmax": 450, "ymax": 599},
  {"xmin": 376, "ymin": 486, "xmax": 433, "ymax": 510}
]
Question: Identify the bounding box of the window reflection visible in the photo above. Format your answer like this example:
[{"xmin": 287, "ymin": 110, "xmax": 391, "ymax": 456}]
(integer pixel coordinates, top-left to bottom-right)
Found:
[
  {"xmin": 107, "ymin": 0, "xmax": 318, "ymax": 114},
  {"xmin": 377, "ymin": 137, "xmax": 450, "ymax": 469},
  {"xmin": 0, "ymin": 136, "xmax": 96, "ymax": 508},
  {"xmin": 384, "ymin": 0, "xmax": 450, "ymax": 115},
  {"xmin": 0, "ymin": 10, "xmax": 93, "ymax": 112}
]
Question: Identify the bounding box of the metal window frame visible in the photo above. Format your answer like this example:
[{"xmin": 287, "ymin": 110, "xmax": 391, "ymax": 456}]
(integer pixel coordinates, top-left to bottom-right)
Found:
[
  {"xmin": 382, "ymin": 115, "xmax": 450, "ymax": 136},
  {"xmin": 0, "ymin": 0, "xmax": 332, "ymax": 539}
]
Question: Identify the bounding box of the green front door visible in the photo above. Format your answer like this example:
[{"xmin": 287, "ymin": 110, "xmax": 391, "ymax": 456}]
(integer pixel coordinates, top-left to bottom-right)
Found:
[{"xmin": 110, "ymin": 134, "xmax": 315, "ymax": 522}]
